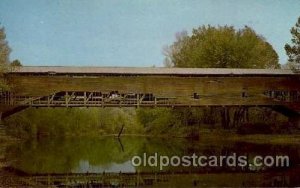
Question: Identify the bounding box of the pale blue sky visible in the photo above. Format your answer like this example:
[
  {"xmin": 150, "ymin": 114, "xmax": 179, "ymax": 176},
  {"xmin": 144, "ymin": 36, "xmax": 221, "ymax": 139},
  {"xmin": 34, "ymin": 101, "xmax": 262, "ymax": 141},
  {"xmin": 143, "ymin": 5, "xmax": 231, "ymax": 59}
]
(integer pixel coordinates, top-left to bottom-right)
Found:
[{"xmin": 0, "ymin": 0, "xmax": 299, "ymax": 67}]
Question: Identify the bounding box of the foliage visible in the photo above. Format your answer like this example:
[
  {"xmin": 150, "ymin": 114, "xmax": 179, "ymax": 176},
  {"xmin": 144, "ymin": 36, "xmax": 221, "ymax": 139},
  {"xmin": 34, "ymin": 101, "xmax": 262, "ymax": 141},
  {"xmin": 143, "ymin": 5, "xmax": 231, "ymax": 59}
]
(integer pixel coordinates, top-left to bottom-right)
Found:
[
  {"xmin": 281, "ymin": 61, "xmax": 298, "ymax": 69},
  {"xmin": 161, "ymin": 25, "xmax": 282, "ymax": 130},
  {"xmin": 11, "ymin": 59, "xmax": 22, "ymax": 67},
  {"xmin": 136, "ymin": 108, "xmax": 175, "ymax": 134},
  {"xmin": 4, "ymin": 108, "xmax": 143, "ymax": 138},
  {"xmin": 164, "ymin": 25, "xmax": 279, "ymax": 69},
  {"xmin": 0, "ymin": 26, "xmax": 11, "ymax": 91},
  {"xmin": 285, "ymin": 17, "xmax": 300, "ymax": 64},
  {"xmin": 0, "ymin": 27, "xmax": 11, "ymax": 69}
]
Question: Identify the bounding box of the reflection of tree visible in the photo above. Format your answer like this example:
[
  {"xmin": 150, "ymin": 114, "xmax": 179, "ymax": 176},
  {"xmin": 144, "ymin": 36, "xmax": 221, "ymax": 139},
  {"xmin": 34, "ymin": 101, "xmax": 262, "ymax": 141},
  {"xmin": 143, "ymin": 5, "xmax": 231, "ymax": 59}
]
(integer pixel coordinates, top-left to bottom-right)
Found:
[
  {"xmin": 116, "ymin": 137, "xmax": 124, "ymax": 152},
  {"xmin": 5, "ymin": 137, "xmax": 300, "ymax": 174}
]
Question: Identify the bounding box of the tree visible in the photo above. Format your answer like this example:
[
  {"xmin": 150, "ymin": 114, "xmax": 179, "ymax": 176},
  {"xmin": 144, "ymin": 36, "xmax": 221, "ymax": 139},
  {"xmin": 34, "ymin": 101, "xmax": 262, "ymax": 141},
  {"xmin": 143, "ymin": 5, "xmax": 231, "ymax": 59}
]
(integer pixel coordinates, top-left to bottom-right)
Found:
[
  {"xmin": 11, "ymin": 59, "xmax": 22, "ymax": 67},
  {"xmin": 164, "ymin": 25, "xmax": 280, "ymax": 69},
  {"xmin": 281, "ymin": 61, "xmax": 297, "ymax": 69},
  {"xmin": 285, "ymin": 17, "xmax": 300, "ymax": 65},
  {"xmin": 0, "ymin": 26, "xmax": 11, "ymax": 91},
  {"xmin": 163, "ymin": 25, "xmax": 280, "ymax": 129},
  {"xmin": 10, "ymin": 59, "xmax": 22, "ymax": 72}
]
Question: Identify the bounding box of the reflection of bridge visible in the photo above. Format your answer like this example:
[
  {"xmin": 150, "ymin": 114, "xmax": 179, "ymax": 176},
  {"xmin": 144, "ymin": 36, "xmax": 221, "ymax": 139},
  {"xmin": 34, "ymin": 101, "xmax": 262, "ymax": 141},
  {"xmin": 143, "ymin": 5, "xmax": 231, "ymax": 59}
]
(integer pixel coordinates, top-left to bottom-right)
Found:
[
  {"xmin": 11, "ymin": 171, "xmax": 298, "ymax": 187},
  {"xmin": 1, "ymin": 66, "xmax": 300, "ymax": 122}
]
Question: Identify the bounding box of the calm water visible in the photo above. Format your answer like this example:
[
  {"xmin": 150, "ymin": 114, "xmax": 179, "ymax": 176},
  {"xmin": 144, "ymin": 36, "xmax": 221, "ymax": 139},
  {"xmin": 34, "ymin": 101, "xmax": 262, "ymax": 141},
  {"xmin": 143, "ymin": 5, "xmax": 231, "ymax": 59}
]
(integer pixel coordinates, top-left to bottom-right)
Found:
[{"xmin": 3, "ymin": 136, "xmax": 300, "ymax": 186}]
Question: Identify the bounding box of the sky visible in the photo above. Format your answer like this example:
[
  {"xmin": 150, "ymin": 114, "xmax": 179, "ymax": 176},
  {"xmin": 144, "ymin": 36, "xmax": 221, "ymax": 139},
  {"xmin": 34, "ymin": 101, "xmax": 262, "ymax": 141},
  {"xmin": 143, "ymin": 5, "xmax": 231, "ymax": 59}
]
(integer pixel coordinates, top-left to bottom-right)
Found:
[{"xmin": 0, "ymin": 0, "xmax": 299, "ymax": 67}]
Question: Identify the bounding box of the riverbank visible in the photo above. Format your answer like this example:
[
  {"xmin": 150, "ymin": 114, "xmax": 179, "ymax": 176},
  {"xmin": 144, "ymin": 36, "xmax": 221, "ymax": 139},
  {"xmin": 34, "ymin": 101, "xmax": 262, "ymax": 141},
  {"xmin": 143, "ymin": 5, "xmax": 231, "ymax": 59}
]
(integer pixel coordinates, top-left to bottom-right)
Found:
[
  {"xmin": 120, "ymin": 131, "xmax": 300, "ymax": 145},
  {"xmin": 197, "ymin": 128, "xmax": 300, "ymax": 145}
]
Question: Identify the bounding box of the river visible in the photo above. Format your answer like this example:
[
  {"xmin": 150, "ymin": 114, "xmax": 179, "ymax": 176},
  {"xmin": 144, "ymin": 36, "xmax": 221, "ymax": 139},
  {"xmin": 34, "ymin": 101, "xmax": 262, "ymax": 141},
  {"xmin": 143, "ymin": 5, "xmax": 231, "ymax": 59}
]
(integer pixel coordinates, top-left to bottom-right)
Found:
[{"xmin": 1, "ymin": 135, "xmax": 300, "ymax": 187}]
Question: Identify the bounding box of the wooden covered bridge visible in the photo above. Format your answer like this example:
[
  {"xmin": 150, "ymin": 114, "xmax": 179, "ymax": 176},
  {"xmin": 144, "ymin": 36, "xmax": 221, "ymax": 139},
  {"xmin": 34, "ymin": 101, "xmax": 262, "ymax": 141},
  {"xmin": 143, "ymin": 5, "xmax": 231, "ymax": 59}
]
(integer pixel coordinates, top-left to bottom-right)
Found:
[{"xmin": 1, "ymin": 66, "xmax": 300, "ymax": 124}]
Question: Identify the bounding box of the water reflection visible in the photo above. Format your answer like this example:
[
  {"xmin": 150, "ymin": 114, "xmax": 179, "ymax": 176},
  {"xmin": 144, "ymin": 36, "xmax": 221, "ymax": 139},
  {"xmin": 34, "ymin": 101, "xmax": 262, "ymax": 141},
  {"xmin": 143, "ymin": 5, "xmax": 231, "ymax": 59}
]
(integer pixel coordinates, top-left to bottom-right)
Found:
[
  {"xmin": 73, "ymin": 160, "xmax": 135, "ymax": 173},
  {"xmin": 3, "ymin": 136, "xmax": 300, "ymax": 186}
]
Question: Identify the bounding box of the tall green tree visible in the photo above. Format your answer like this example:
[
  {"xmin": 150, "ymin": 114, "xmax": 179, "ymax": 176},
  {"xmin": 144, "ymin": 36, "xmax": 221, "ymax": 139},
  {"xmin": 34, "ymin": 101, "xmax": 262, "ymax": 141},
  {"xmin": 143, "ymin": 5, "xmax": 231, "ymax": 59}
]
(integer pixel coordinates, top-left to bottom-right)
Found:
[
  {"xmin": 0, "ymin": 26, "xmax": 11, "ymax": 91},
  {"xmin": 163, "ymin": 25, "xmax": 280, "ymax": 129},
  {"xmin": 285, "ymin": 17, "xmax": 300, "ymax": 65},
  {"xmin": 164, "ymin": 25, "xmax": 279, "ymax": 69}
]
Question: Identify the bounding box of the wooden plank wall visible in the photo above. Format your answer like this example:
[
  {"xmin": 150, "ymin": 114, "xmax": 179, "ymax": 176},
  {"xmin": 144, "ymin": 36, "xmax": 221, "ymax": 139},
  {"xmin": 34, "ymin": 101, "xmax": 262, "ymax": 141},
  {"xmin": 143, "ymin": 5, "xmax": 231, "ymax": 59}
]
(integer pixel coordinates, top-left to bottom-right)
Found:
[{"xmin": 6, "ymin": 75, "xmax": 300, "ymax": 106}]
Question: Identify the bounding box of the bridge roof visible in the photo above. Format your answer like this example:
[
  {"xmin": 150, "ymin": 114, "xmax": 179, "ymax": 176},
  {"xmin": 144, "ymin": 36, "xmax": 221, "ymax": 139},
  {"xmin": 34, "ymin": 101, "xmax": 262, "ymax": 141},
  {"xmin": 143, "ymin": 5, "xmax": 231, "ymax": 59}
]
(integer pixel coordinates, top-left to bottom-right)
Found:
[{"xmin": 10, "ymin": 66, "xmax": 296, "ymax": 76}]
